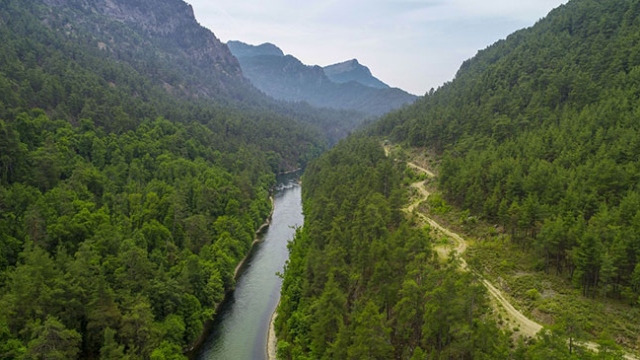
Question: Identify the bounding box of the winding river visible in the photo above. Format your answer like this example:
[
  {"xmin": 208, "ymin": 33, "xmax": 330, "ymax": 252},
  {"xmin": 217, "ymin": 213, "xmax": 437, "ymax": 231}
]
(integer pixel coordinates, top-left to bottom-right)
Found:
[{"xmin": 196, "ymin": 175, "xmax": 303, "ymax": 360}]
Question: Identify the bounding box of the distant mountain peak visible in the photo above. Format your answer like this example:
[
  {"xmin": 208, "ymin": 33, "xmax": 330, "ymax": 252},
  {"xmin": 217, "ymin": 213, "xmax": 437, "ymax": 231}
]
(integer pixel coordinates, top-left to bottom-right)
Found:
[
  {"xmin": 227, "ymin": 40, "xmax": 416, "ymax": 115},
  {"xmin": 323, "ymin": 59, "xmax": 389, "ymax": 89},
  {"xmin": 227, "ymin": 41, "xmax": 284, "ymax": 58}
]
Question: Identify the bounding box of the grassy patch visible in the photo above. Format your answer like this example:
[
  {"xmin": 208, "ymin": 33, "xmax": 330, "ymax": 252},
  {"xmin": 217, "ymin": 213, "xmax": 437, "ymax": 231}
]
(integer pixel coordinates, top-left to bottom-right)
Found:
[
  {"xmin": 465, "ymin": 222, "xmax": 640, "ymax": 350},
  {"xmin": 402, "ymin": 152, "xmax": 640, "ymax": 352}
]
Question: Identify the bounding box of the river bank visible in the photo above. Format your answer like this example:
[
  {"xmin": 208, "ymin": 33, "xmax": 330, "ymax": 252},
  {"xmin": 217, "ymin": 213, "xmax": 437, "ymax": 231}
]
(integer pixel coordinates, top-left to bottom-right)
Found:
[
  {"xmin": 185, "ymin": 196, "xmax": 275, "ymax": 358},
  {"xmin": 233, "ymin": 196, "xmax": 275, "ymax": 278},
  {"xmin": 267, "ymin": 306, "xmax": 278, "ymax": 360},
  {"xmin": 195, "ymin": 181, "xmax": 303, "ymax": 359}
]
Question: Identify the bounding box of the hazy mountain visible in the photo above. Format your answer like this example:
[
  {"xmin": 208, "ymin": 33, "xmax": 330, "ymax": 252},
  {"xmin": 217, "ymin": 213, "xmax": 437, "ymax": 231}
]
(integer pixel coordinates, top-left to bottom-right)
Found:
[
  {"xmin": 228, "ymin": 41, "xmax": 285, "ymax": 58},
  {"xmin": 23, "ymin": 0, "xmax": 370, "ymax": 146},
  {"xmin": 228, "ymin": 41, "xmax": 417, "ymax": 116},
  {"xmin": 323, "ymin": 59, "xmax": 390, "ymax": 89}
]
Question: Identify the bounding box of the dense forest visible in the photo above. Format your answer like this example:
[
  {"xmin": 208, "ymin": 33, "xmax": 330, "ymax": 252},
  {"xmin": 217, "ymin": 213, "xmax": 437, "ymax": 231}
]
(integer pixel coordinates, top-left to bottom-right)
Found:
[
  {"xmin": 0, "ymin": 0, "xmax": 329, "ymax": 358},
  {"xmin": 275, "ymin": 137, "xmax": 628, "ymax": 359},
  {"xmin": 9, "ymin": 0, "xmax": 640, "ymax": 357},
  {"xmin": 372, "ymin": 0, "xmax": 640, "ymax": 302},
  {"xmin": 273, "ymin": 0, "xmax": 640, "ymax": 358},
  {"xmin": 275, "ymin": 137, "xmax": 513, "ymax": 359}
]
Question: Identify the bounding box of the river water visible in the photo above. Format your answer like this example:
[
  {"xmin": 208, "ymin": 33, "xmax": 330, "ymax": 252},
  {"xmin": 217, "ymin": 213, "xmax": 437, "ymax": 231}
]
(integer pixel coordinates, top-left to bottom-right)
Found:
[{"xmin": 196, "ymin": 176, "xmax": 303, "ymax": 360}]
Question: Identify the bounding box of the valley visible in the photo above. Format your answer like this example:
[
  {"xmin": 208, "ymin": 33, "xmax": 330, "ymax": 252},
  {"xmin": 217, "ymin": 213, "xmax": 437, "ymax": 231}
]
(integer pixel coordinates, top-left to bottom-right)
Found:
[{"xmin": 2, "ymin": 0, "xmax": 640, "ymax": 359}]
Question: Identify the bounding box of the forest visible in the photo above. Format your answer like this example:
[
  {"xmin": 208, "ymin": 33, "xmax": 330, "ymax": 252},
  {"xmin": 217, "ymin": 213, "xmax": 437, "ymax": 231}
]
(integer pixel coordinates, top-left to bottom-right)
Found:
[
  {"xmin": 372, "ymin": 0, "xmax": 640, "ymax": 302},
  {"xmin": 6, "ymin": 0, "xmax": 640, "ymax": 357},
  {"xmin": 275, "ymin": 137, "xmax": 627, "ymax": 359},
  {"xmin": 275, "ymin": 137, "xmax": 509, "ymax": 359},
  {"xmin": 0, "ymin": 0, "xmax": 327, "ymax": 358},
  {"xmin": 272, "ymin": 0, "xmax": 640, "ymax": 358}
]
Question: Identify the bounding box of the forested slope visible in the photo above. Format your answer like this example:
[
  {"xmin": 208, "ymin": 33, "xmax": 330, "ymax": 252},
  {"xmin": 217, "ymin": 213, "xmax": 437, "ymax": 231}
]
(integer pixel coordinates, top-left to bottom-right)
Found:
[
  {"xmin": 275, "ymin": 138, "xmax": 514, "ymax": 359},
  {"xmin": 372, "ymin": 0, "xmax": 640, "ymax": 301},
  {"xmin": 5, "ymin": 0, "xmax": 360, "ymax": 147},
  {"xmin": 0, "ymin": 0, "xmax": 325, "ymax": 358}
]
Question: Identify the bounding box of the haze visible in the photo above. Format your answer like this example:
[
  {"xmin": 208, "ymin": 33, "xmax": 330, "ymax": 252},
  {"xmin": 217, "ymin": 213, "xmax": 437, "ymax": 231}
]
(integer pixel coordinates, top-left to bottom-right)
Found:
[{"xmin": 187, "ymin": 0, "xmax": 569, "ymax": 95}]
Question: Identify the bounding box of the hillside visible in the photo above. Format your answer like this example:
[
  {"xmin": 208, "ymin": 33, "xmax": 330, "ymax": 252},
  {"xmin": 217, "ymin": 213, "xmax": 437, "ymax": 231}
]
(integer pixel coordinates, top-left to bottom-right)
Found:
[
  {"xmin": 28, "ymin": 0, "xmax": 364, "ymax": 146},
  {"xmin": 227, "ymin": 40, "xmax": 417, "ymax": 116},
  {"xmin": 272, "ymin": 0, "xmax": 640, "ymax": 357},
  {"xmin": 41, "ymin": 0, "xmax": 250, "ymax": 100},
  {"xmin": 275, "ymin": 137, "xmax": 516, "ymax": 359},
  {"xmin": 0, "ymin": 0, "xmax": 326, "ymax": 358},
  {"xmin": 369, "ymin": 0, "xmax": 640, "ymax": 348}
]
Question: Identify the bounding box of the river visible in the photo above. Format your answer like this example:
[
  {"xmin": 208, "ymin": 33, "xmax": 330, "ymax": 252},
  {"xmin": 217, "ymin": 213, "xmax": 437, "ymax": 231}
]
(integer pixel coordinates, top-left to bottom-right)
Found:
[{"xmin": 196, "ymin": 175, "xmax": 303, "ymax": 360}]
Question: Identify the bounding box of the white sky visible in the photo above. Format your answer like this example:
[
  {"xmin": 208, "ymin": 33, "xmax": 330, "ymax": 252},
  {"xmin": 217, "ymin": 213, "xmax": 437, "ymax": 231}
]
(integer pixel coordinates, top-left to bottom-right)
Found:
[{"xmin": 185, "ymin": 0, "xmax": 569, "ymax": 95}]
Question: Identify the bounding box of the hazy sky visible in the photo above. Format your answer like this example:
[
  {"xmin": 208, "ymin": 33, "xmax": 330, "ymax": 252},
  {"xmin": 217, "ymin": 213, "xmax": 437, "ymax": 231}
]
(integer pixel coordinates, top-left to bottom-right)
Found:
[{"xmin": 186, "ymin": 0, "xmax": 568, "ymax": 95}]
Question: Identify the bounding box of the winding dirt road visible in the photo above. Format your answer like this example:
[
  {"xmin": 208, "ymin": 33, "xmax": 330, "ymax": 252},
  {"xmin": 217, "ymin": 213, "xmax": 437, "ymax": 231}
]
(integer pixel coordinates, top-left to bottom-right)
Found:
[
  {"xmin": 399, "ymin": 151, "xmax": 543, "ymax": 338},
  {"xmin": 395, "ymin": 146, "xmax": 639, "ymax": 358}
]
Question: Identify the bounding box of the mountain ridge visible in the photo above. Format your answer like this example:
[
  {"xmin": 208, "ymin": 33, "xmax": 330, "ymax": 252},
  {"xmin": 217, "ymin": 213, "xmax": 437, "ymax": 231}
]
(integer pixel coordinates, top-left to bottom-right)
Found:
[
  {"xmin": 227, "ymin": 40, "xmax": 284, "ymax": 58},
  {"xmin": 323, "ymin": 59, "xmax": 390, "ymax": 89},
  {"xmin": 29, "ymin": 0, "xmax": 368, "ymax": 145},
  {"xmin": 227, "ymin": 40, "xmax": 417, "ymax": 116}
]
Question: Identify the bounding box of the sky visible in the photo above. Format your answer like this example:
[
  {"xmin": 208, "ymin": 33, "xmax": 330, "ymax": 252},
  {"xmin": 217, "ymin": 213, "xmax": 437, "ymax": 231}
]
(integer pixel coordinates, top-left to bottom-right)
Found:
[{"xmin": 185, "ymin": 0, "xmax": 569, "ymax": 95}]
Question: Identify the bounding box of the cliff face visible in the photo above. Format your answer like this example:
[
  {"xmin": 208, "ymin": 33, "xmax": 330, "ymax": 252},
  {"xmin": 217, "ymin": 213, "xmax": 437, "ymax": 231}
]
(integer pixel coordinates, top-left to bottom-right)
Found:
[{"xmin": 40, "ymin": 0, "xmax": 247, "ymax": 97}]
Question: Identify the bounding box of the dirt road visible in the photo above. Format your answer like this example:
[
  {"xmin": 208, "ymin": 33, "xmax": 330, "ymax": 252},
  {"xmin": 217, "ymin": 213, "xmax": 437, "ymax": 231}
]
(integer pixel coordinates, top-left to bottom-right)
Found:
[
  {"xmin": 401, "ymin": 157, "xmax": 542, "ymax": 337},
  {"xmin": 407, "ymin": 162, "xmax": 436, "ymax": 178},
  {"xmin": 399, "ymin": 152, "xmax": 640, "ymax": 358}
]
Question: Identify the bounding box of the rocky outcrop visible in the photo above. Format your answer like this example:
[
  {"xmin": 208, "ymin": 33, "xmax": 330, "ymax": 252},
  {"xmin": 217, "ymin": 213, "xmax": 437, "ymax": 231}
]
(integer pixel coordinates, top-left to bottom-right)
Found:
[{"xmin": 41, "ymin": 0, "xmax": 247, "ymax": 97}]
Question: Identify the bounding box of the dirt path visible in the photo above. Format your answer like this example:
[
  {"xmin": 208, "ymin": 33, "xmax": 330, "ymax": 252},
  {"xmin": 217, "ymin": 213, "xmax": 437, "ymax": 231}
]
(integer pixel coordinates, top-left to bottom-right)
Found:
[
  {"xmin": 481, "ymin": 278, "xmax": 542, "ymax": 337},
  {"xmin": 406, "ymin": 181, "xmax": 429, "ymax": 212},
  {"xmin": 396, "ymin": 150, "xmax": 640, "ymax": 358},
  {"xmin": 400, "ymin": 156, "xmax": 542, "ymax": 338},
  {"xmin": 407, "ymin": 162, "xmax": 436, "ymax": 178}
]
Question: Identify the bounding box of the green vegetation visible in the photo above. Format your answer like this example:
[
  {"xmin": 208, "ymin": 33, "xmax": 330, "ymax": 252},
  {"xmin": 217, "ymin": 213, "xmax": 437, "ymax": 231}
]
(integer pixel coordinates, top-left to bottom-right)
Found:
[
  {"xmin": 275, "ymin": 137, "xmax": 516, "ymax": 359},
  {"xmin": 364, "ymin": 0, "xmax": 640, "ymax": 354},
  {"xmin": 0, "ymin": 0, "xmax": 326, "ymax": 358},
  {"xmin": 275, "ymin": 136, "xmax": 631, "ymax": 358},
  {"xmin": 374, "ymin": 0, "xmax": 640, "ymax": 303},
  {"xmin": 0, "ymin": 110, "xmax": 280, "ymax": 358},
  {"xmin": 7, "ymin": 0, "xmax": 640, "ymax": 357}
]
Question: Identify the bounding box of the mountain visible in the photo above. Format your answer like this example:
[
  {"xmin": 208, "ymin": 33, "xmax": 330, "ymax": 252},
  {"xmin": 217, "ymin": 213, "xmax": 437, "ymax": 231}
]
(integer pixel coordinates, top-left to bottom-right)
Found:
[
  {"xmin": 5, "ymin": 0, "xmax": 365, "ymax": 147},
  {"xmin": 227, "ymin": 41, "xmax": 284, "ymax": 58},
  {"xmin": 227, "ymin": 40, "xmax": 417, "ymax": 116},
  {"xmin": 0, "ymin": 0, "xmax": 332, "ymax": 358},
  {"xmin": 323, "ymin": 59, "xmax": 390, "ymax": 89},
  {"xmin": 369, "ymin": 0, "xmax": 640, "ymax": 348},
  {"xmin": 40, "ymin": 0, "xmax": 250, "ymax": 100}
]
